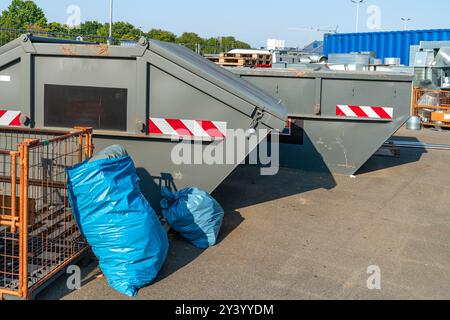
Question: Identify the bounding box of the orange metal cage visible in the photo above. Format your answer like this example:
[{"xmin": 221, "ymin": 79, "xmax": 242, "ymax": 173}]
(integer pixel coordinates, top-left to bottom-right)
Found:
[
  {"xmin": 0, "ymin": 127, "xmax": 93, "ymax": 300},
  {"xmin": 412, "ymin": 87, "xmax": 450, "ymax": 128}
]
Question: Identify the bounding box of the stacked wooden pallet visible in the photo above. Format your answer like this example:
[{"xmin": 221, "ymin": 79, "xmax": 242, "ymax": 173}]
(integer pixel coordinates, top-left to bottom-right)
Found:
[
  {"xmin": 206, "ymin": 56, "xmax": 220, "ymax": 64},
  {"xmin": 208, "ymin": 52, "xmax": 272, "ymax": 68}
]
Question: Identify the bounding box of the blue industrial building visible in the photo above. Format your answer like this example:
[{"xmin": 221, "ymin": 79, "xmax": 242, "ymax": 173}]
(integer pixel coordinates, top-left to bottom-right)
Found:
[{"xmin": 323, "ymin": 29, "xmax": 450, "ymax": 66}]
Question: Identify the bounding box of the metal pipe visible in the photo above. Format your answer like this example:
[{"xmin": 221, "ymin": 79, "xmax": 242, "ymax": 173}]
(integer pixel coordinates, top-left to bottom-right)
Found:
[
  {"xmin": 10, "ymin": 152, "xmax": 18, "ymax": 234},
  {"xmin": 108, "ymin": 0, "xmax": 114, "ymax": 45},
  {"xmin": 19, "ymin": 140, "xmax": 33, "ymax": 299},
  {"xmin": 401, "ymin": 18, "xmax": 411, "ymax": 31},
  {"xmin": 0, "ymin": 220, "xmax": 20, "ymax": 228},
  {"xmin": 355, "ymin": 3, "xmax": 360, "ymax": 33},
  {"xmin": 27, "ymin": 35, "xmax": 98, "ymax": 45},
  {"xmin": 289, "ymin": 113, "xmax": 391, "ymax": 122},
  {"xmin": 0, "ymin": 127, "xmax": 92, "ymax": 147},
  {"xmin": 0, "ymin": 288, "xmax": 20, "ymax": 298},
  {"xmin": 0, "ymin": 175, "xmax": 66, "ymax": 189},
  {"xmin": 386, "ymin": 140, "xmax": 450, "ymax": 151},
  {"xmin": 435, "ymin": 47, "xmax": 450, "ymax": 67},
  {"xmin": 18, "ymin": 143, "xmax": 25, "ymax": 298},
  {"xmin": 351, "ymin": 0, "xmax": 365, "ymax": 33},
  {"xmin": 78, "ymin": 134, "xmax": 84, "ymax": 163}
]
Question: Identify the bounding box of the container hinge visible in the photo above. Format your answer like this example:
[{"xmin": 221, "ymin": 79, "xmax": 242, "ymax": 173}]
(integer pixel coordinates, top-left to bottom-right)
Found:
[
  {"xmin": 136, "ymin": 120, "xmax": 146, "ymax": 133},
  {"xmin": 250, "ymin": 109, "xmax": 265, "ymax": 129},
  {"xmin": 313, "ymin": 103, "xmax": 321, "ymax": 115}
]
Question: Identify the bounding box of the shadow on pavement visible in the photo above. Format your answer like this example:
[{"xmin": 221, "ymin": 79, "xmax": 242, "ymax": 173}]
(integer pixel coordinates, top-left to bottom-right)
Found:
[
  {"xmin": 36, "ymin": 253, "xmax": 100, "ymax": 300},
  {"xmin": 155, "ymin": 208, "xmax": 244, "ymax": 283},
  {"xmin": 357, "ymin": 136, "xmax": 428, "ymax": 175},
  {"xmin": 213, "ymin": 164, "xmax": 337, "ymax": 210}
]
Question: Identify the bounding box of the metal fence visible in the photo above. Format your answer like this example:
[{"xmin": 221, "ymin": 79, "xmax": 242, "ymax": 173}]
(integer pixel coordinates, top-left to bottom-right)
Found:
[
  {"xmin": 0, "ymin": 27, "xmax": 109, "ymax": 46},
  {"xmin": 0, "ymin": 28, "xmax": 242, "ymax": 56}
]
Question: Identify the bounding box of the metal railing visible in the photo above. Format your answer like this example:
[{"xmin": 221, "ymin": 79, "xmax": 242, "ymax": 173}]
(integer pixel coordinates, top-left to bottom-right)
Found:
[
  {"xmin": 0, "ymin": 127, "xmax": 93, "ymax": 300},
  {"xmin": 0, "ymin": 28, "xmax": 245, "ymax": 56},
  {"xmin": 0, "ymin": 27, "xmax": 109, "ymax": 47}
]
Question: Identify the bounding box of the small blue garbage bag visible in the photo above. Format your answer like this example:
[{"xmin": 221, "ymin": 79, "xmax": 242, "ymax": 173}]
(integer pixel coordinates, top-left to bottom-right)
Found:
[
  {"xmin": 161, "ymin": 187, "xmax": 224, "ymax": 249},
  {"xmin": 67, "ymin": 150, "xmax": 169, "ymax": 297}
]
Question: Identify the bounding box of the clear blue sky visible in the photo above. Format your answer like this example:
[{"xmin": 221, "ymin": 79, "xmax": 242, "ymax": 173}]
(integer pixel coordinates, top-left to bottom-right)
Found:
[{"xmin": 1, "ymin": 0, "xmax": 449, "ymax": 48}]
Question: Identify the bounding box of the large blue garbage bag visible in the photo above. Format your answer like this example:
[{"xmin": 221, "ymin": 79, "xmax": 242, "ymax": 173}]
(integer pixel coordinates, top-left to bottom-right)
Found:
[
  {"xmin": 67, "ymin": 153, "xmax": 169, "ymax": 297},
  {"xmin": 88, "ymin": 144, "xmax": 128, "ymax": 162},
  {"xmin": 161, "ymin": 187, "xmax": 224, "ymax": 249}
]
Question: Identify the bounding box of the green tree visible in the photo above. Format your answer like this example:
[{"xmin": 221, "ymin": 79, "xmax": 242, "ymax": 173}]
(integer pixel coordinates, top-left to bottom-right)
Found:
[
  {"xmin": 45, "ymin": 22, "xmax": 69, "ymax": 34},
  {"xmin": 0, "ymin": 0, "xmax": 47, "ymax": 29},
  {"xmin": 202, "ymin": 37, "xmax": 221, "ymax": 54},
  {"xmin": 235, "ymin": 40, "xmax": 251, "ymax": 49},
  {"xmin": 201, "ymin": 36, "xmax": 251, "ymax": 54},
  {"xmin": 79, "ymin": 21, "xmax": 104, "ymax": 36},
  {"xmin": 176, "ymin": 32, "xmax": 204, "ymax": 51},
  {"xmin": 219, "ymin": 36, "xmax": 251, "ymax": 50},
  {"xmin": 97, "ymin": 21, "xmax": 142, "ymax": 41},
  {"xmin": 146, "ymin": 29, "xmax": 176, "ymax": 42}
]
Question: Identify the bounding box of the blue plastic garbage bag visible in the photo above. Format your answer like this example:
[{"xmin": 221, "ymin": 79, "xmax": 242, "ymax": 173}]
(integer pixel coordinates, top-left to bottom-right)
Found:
[
  {"xmin": 88, "ymin": 144, "xmax": 128, "ymax": 162},
  {"xmin": 161, "ymin": 187, "xmax": 224, "ymax": 249},
  {"xmin": 67, "ymin": 154, "xmax": 169, "ymax": 297}
]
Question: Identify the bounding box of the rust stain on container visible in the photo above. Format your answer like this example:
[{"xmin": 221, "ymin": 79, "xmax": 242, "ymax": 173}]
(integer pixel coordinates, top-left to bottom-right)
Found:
[
  {"xmin": 60, "ymin": 44, "xmax": 109, "ymax": 56},
  {"xmin": 60, "ymin": 46, "xmax": 75, "ymax": 56},
  {"xmin": 96, "ymin": 45, "xmax": 109, "ymax": 56}
]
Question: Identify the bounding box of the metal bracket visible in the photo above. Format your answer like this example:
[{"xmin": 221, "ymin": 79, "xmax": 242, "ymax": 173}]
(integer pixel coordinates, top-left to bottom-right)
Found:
[
  {"xmin": 20, "ymin": 34, "xmax": 37, "ymax": 54},
  {"xmin": 313, "ymin": 103, "xmax": 321, "ymax": 115},
  {"xmin": 250, "ymin": 109, "xmax": 265, "ymax": 129},
  {"xmin": 20, "ymin": 114, "xmax": 31, "ymax": 127},
  {"xmin": 136, "ymin": 120, "xmax": 146, "ymax": 134}
]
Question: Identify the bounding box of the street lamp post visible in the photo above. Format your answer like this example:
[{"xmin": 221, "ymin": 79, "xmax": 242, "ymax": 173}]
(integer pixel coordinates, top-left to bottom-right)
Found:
[
  {"xmin": 351, "ymin": 0, "xmax": 365, "ymax": 33},
  {"xmin": 108, "ymin": 0, "xmax": 113, "ymax": 45},
  {"xmin": 401, "ymin": 18, "xmax": 412, "ymax": 31}
]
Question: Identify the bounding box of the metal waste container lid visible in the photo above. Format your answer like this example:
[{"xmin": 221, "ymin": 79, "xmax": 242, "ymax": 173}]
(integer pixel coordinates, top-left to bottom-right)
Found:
[{"xmin": 148, "ymin": 40, "xmax": 287, "ymax": 123}]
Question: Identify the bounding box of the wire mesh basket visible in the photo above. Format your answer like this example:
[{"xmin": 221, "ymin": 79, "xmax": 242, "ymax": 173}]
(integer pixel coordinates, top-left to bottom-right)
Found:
[{"xmin": 0, "ymin": 127, "xmax": 93, "ymax": 299}]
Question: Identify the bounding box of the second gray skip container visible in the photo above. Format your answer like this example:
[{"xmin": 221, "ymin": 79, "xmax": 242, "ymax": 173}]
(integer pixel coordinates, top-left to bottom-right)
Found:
[{"xmin": 232, "ymin": 67, "xmax": 413, "ymax": 176}]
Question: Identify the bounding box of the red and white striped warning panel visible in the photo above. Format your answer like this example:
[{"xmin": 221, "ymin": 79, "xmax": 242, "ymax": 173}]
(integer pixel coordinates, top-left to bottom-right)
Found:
[
  {"xmin": 149, "ymin": 118, "xmax": 227, "ymax": 138},
  {"xmin": 280, "ymin": 119, "xmax": 292, "ymax": 136},
  {"xmin": 0, "ymin": 110, "xmax": 21, "ymax": 127},
  {"xmin": 336, "ymin": 105, "xmax": 394, "ymax": 120}
]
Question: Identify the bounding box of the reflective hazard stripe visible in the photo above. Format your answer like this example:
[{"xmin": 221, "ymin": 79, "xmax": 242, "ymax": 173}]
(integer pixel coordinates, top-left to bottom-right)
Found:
[
  {"xmin": 336, "ymin": 105, "xmax": 394, "ymax": 120},
  {"xmin": 0, "ymin": 110, "xmax": 21, "ymax": 127},
  {"xmin": 149, "ymin": 118, "xmax": 227, "ymax": 138}
]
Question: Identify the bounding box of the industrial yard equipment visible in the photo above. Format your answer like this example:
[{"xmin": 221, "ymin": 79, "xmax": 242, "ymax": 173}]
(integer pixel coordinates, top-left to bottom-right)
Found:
[
  {"xmin": 0, "ymin": 127, "xmax": 93, "ymax": 300},
  {"xmin": 413, "ymin": 87, "xmax": 450, "ymax": 128},
  {"xmin": 324, "ymin": 29, "xmax": 450, "ymax": 66},
  {"xmin": 406, "ymin": 116, "xmax": 422, "ymax": 131},
  {"xmin": 231, "ymin": 68, "xmax": 414, "ymax": 175},
  {"xmin": 0, "ymin": 35, "xmax": 287, "ymax": 210},
  {"xmin": 412, "ymin": 47, "xmax": 450, "ymax": 88}
]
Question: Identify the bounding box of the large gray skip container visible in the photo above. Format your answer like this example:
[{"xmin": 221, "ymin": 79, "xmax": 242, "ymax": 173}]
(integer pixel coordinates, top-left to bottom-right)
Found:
[
  {"xmin": 231, "ymin": 68, "xmax": 414, "ymax": 175},
  {"xmin": 0, "ymin": 35, "xmax": 287, "ymax": 207}
]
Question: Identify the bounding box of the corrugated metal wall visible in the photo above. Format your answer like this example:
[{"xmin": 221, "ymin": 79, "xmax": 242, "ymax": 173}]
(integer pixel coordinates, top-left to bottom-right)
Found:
[{"xmin": 323, "ymin": 29, "xmax": 450, "ymax": 66}]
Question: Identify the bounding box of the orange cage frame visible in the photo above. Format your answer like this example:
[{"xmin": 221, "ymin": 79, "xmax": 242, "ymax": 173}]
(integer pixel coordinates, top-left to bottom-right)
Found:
[
  {"xmin": 0, "ymin": 127, "xmax": 93, "ymax": 300},
  {"xmin": 412, "ymin": 87, "xmax": 450, "ymax": 128}
]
